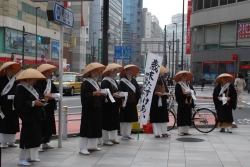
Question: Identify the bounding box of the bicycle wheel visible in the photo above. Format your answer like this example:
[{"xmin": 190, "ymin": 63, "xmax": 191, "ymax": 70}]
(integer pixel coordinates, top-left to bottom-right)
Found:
[
  {"xmin": 192, "ymin": 108, "xmax": 217, "ymax": 133},
  {"xmin": 167, "ymin": 109, "xmax": 176, "ymax": 131}
]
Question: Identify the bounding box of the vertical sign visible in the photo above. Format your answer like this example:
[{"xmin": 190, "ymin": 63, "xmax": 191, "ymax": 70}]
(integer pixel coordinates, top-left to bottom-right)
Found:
[
  {"xmin": 186, "ymin": 0, "xmax": 192, "ymax": 54},
  {"xmin": 139, "ymin": 52, "xmax": 162, "ymax": 124},
  {"xmin": 81, "ymin": 2, "xmax": 85, "ymax": 26},
  {"xmin": 98, "ymin": 38, "xmax": 102, "ymax": 62}
]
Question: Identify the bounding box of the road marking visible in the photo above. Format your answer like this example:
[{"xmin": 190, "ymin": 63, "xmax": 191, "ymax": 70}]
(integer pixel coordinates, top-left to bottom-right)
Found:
[{"xmin": 62, "ymin": 98, "xmax": 80, "ymax": 101}]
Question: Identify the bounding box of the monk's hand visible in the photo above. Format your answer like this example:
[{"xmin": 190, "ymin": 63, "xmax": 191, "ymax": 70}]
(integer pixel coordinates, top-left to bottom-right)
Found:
[
  {"xmin": 93, "ymin": 90, "xmax": 103, "ymax": 96},
  {"xmin": 44, "ymin": 94, "xmax": 53, "ymax": 100},
  {"xmin": 155, "ymin": 92, "xmax": 162, "ymax": 97},
  {"xmin": 227, "ymin": 97, "xmax": 231, "ymax": 102},
  {"xmin": 35, "ymin": 100, "xmax": 44, "ymax": 106},
  {"xmin": 218, "ymin": 97, "xmax": 221, "ymax": 101},
  {"xmin": 113, "ymin": 92, "xmax": 121, "ymax": 98},
  {"xmin": 186, "ymin": 93, "xmax": 192, "ymax": 97}
]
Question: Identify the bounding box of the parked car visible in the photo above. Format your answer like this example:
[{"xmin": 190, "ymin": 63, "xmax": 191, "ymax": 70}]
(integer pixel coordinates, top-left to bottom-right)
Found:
[{"xmin": 53, "ymin": 72, "xmax": 83, "ymax": 96}]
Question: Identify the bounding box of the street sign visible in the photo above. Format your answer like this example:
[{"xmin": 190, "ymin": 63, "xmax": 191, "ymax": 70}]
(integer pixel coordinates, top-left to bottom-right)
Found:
[
  {"xmin": 47, "ymin": 2, "xmax": 74, "ymax": 27},
  {"xmin": 114, "ymin": 46, "xmax": 132, "ymax": 60}
]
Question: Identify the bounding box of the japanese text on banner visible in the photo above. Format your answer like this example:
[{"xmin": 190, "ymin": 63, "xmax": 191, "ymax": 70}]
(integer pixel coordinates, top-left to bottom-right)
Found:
[{"xmin": 139, "ymin": 52, "xmax": 163, "ymax": 124}]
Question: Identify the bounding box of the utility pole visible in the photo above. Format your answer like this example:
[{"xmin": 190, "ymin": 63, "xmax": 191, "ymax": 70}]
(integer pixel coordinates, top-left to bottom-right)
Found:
[
  {"xmin": 102, "ymin": 0, "xmax": 109, "ymax": 66},
  {"xmin": 35, "ymin": 7, "xmax": 40, "ymax": 67},
  {"xmin": 172, "ymin": 31, "xmax": 175, "ymax": 78},
  {"xmin": 22, "ymin": 26, "xmax": 25, "ymax": 69},
  {"xmin": 164, "ymin": 25, "xmax": 167, "ymax": 67},
  {"xmin": 176, "ymin": 39, "xmax": 179, "ymax": 73},
  {"xmin": 181, "ymin": 0, "xmax": 184, "ymax": 70}
]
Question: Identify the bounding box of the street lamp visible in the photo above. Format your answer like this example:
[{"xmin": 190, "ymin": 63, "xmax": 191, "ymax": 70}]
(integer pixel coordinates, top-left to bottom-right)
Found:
[
  {"xmin": 92, "ymin": 32, "xmax": 96, "ymax": 62},
  {"xmin": 35, "ymin": 7, "xmax": 40, "ymax": 67}
]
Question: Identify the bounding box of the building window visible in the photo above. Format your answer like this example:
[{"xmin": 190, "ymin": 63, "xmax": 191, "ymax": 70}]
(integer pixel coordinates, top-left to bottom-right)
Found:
[
  {"xmin": 193, "ymin": 27, "xmax": 203, "ymax": 51},
  {"xmin": 220, "ymin": 22, "xmax": 236, "ymax": 44},
  {"xmin": 220, "ymin": 0, "xmax": 227, "ymax": 5},
  {"xmin": 228, "ymin": 0, "xmax": 236, "ymax": 4},
  {"xmin": 205, "ymin": 24, "xmax": 219, "ymax": 44},
  {"xmin": 211, "ymin": 0, "xmax": 219, "ymax": 7},
  {"xmin": 204, "ymin": 0, "xmax": 211, "ymax": 8}
]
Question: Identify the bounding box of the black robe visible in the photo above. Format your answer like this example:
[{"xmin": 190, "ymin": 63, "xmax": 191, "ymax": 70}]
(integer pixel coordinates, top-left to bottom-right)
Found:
[
  {"xmin": 80, "ymin": 80, "xmax": 102, "ymax": 138},
  {"xmin": 150, "ymin": 77, "xmax": 169, "ymax": 123},
  {"xmin": 14, "ymin": 85, "xmax": 44, "ymax": 149},
  {"xmin": 175, "ymin": 83, "xmax": 194, "ymax": 126},
  {"xmin": 0, "ymin": 75, "xmax": 19, "ymax": 134},
  {"xmin": 35, "ymin": 80, "xmax": 58, "ymax": 135},
  {"xmin": 101, "ymin": 79, "xmax": 121, "ymax": 131},
  {"xmin": 213, "ymin": 83, "xmax": 237, "ymax": 123},
  {"xmin": 119, "ymin": 76, "xmax": 141, "ymax": 122}
]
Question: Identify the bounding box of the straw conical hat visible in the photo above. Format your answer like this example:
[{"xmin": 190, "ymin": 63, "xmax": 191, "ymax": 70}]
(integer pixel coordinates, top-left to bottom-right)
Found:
[
  {"xmin": 0, "ymin": 62, "xmax": 22, "ymax": 77},
  {"xmin": 102, "ymin": 63, "xmax": 123, "ymax": 77},
  {"xmin": 16, "ymin": 69, "xmax": 46, "ymax": 81},
  {"xmin": 174, "ymin": 70, "xmax": 193, "ymax": 82},
  {"xmin": 119, "ymin": 64, "xmax": 139, "ymax": 78},
  {"xmin": 216, "ymin": 73, "xmax": 234, "ymax": 83},
  {"xmin": 37, "ymin": 64, "xmax": 57, "ymax": 73},
  {"xmin": 83, "ymin": 62, "xmax": 106, "ymax": 78},
  {"xmin": 160, "ymin": 66, "xmax": 169, "ymax": 74}
]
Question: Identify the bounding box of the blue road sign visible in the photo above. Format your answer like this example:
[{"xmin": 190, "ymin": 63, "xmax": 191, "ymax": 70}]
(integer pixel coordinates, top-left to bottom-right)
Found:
[
  {"xmin": 114, "ymin": 46, "xmax": 132, "ymax": 60},
  {"xmin": 53, "ymin": 2, "xmax": 74, "ymax": 28}
]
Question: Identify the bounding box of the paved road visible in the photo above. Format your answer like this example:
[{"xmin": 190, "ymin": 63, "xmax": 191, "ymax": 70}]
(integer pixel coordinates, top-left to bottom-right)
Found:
[{"xmin": 56, "ymin": 94, "xmax": 250, "ymax": 125}]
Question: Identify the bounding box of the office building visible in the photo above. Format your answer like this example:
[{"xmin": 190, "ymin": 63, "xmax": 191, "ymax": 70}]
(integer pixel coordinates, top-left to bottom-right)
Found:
[
  {"xmin": 191, "ymin": 0, "xmax": 250, "ymax": 87},
  {"xmin": 122, "ymin": 0, "xmax": 143, "ymax": 67}
]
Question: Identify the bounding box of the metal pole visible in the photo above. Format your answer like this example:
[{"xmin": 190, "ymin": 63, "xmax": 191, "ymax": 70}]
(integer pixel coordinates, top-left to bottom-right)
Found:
[
  {"xmin": 102, "ymin": 0, "xmax": 109, "ymax": 66},
  {"xmin": 36, "ymin": 7, "xmax": 40, "ymax": 67},
  {"xmin": 176, "ymin": 39, "xmax": 179, "ymax": 73},
  {"xmin": 168, "ymin": 45, "xmax": 171, "ymax": 71},
  {"xmin": 92, "ymin": 32, "xmax": 96, "ymax": 62},
  {"xmin": 164, "ymin": 25, "xmax": 167, "ymax": 67},
  {"xmin": 22, "ymin": 26, "xmax": 25, "ymax": 69},
  {"xmin": 172, "ymin": 31, "xmax": 175, "ymax": 77},
  {"xmin": 58, "ymin": 2, "xmax": 64, "ymax": 148},
  {"xmin": 181, "ymin": 0, "xmax": 184, "ymax": 70}
]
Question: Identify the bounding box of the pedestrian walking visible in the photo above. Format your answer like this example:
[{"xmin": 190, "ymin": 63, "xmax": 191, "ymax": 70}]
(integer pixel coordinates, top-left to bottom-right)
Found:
[
  {"xmin": 199, "ymin": 76, "xmax": 206, "ymax": 91},
  {"xmin": 79, "ymin": 62, "xmax": 106, "ymax": 155},
  {"xmin": 234, "ymin": 73, "xmax": 246, "ymax": 109},
  {"xmin": 213, "ymin": 73, "xmax": 237, "ymax": 133},
  {"xmin": 150, "ymin": 66, "xmax": 171, "ymax": 138},
  {"xmin": 0, "ymin": 62, "xmax": 22, "ymax": 148},
  {"xmin": 100, "ymin": 63, "xmax": 123, "ymax": 146},
  {"xmin": 14, "ymin": 69, "xmax": 46, "ymax": 166},
  {"xmin": 168, "ymin": 76, "xmax": 174, "ymax": 87},
  {"xmin": 119, "ymin": 64, "xmax": 141, "ymax": 140},
  {"xmin": 36, "ymin": 64, "xmax": 59, "ymax": 152},
  {"xmin": 174, "ymin": 71, "xmax": 195, "ymax": 136}
]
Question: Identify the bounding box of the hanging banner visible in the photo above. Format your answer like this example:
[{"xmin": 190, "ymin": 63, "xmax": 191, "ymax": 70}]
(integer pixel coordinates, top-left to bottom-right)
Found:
[
  {"xmin": 139, "ymin": 52, "xmax": 162, "ymax": 124},
  {"xmin": 186, "ymin": 0, "xmax": 192, "ymax": 54}
]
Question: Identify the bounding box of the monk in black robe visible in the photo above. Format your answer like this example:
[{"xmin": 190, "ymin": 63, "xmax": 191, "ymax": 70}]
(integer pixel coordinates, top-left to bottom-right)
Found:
[
  {"xmin": 213, "ymin": 73, "xmax": 237, "ymax": 133},
  {"xmin": 14, "ymin": 68, "xmax": 46, "ymax": 166},
  {"xmin": 119, "ymin": 64, "xmax": 141, "ymax": 140},
  {"xmin": 101, "ymin": 63, "xmax": 123, "ymax": 146},
  {"xmin": 0, "ymin": 62, "xmax": 21, "ymax": 148},
  {"xmin": 36, "ymin": 64, "xmax": 59, "ymax": 151},
  {"xmin": 174, "ymin": 71, "xmax": 195, "ymax": 136},
  {"xmin": 79, "ymin": 62, "xmax": 106, "ymax": 155},
  {"xmin": 150, "ymin": 66, "xmax": 170, "ymax": 138}
]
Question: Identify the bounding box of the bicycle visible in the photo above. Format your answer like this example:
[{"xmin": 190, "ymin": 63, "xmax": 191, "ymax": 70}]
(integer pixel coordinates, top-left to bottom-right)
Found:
[{"xmin": 167, "ymin": 90, "xmax": 218, "ymax": 133}]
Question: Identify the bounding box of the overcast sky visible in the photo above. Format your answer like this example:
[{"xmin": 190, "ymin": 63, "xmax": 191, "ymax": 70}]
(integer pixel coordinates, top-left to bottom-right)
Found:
[{"xmin": 143, "ymin": 0, "xmax": 188, "ymax": 28}]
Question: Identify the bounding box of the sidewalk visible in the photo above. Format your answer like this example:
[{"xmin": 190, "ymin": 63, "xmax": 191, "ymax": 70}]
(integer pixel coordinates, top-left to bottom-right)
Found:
[{"xmin": 2, "ymin": 125, "xmax": 250, "ymax": 167}]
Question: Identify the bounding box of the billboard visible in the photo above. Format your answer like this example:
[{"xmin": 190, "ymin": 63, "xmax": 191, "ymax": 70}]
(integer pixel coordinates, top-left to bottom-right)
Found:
[{"xmin": 51, "ymin": 41, "xmax": 60, "ymax": 59}]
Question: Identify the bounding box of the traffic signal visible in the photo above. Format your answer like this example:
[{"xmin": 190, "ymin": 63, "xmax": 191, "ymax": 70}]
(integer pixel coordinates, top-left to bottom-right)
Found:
[
  {"xmin": 37, "ymin": 36, "xmax": 51, "ymax": 44},
  {"xmin": 11, "ymin": 54, "xmax": 15, "ymax": 61},
  {"xmin": 41, "ymin": 37, "xmax": 51, "ymax": 44}
]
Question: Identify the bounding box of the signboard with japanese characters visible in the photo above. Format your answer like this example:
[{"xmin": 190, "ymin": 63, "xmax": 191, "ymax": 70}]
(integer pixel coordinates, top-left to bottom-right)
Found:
[
  {"xmin": 238, "ymin": 22, "xmax": 250, "ymax": 39},
  {"xmin": 139, "ymin": 52, "xmax": 163, "ymax": 124}
]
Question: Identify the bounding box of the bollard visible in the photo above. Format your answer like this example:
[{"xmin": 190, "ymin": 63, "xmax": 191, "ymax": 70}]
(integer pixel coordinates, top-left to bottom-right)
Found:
[{"xmin": 62, "ymin": 106, "xmax": 68, "ymax": 140}]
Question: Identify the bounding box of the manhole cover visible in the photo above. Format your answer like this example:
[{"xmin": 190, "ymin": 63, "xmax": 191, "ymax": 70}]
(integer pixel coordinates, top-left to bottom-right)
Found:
[{"xmin": 176, "ymin": 137, "xmax": 204, "ymax": 142}]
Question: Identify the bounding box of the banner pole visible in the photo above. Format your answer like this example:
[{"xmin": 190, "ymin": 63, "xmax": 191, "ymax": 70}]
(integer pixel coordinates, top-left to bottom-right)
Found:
[{"xmin": 137, "ymin": 50, "xmax": 149, "ymax": 140}]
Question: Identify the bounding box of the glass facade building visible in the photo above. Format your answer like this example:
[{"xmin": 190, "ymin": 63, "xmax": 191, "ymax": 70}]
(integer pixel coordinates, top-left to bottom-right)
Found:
[{"xmin": 122, "ymin": 0, "xmax": 143, "ymax": 67}]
